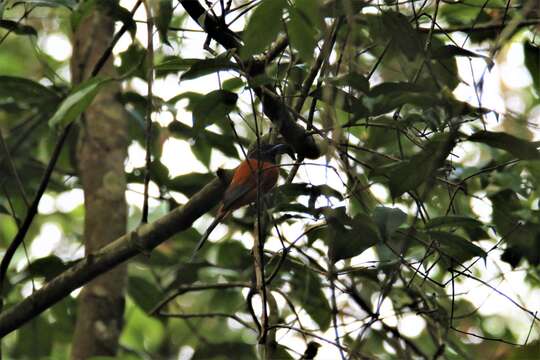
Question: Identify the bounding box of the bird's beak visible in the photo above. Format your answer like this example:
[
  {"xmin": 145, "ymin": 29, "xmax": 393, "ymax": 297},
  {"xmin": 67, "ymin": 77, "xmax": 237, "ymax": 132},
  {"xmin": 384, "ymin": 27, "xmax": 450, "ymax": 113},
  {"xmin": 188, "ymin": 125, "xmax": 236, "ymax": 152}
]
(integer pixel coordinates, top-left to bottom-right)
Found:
[{"xmin": 270, "ymin": 143, "xmax": 296, "ymax": 160}]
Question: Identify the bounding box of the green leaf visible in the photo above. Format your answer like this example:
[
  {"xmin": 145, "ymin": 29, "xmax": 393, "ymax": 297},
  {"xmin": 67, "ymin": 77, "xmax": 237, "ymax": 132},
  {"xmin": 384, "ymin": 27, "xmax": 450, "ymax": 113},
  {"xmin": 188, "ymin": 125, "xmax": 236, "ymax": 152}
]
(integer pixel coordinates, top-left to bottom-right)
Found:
[
  {"xmin": 241, "ymin": 0, "xmax": 286, "ymax": 57},
  {"xmin": 385, "ymin": 133, "xmax": 456, "ymax": 198},
  {"xmin": 0, "ymin": 20, "xmax": 37, "ymax": 36},
  {"xmin": 294, "ymin": 0, "xmax": 323, "ymax": 26},
  {"xmin": 105, "ymin": 0, "xmax": 136, "ymax": 38},
  {"xmin": 155, "ymin": 56, "xmax": 198, "ymax": 76},
  {"xmin": 290, "ymin": 265, "xmax": 331, "ymax": 330},
  {"xmin": 117, "ymin": 43, "xmax": 146, "ymax": 79},
  {"xmin": 311, "ymin": 85, "xmax": 368, "ymax": 115},
  {"xmin": 49, "ymin": 77, "xmax": 112, "ymax": 128},
  {"xmin": 429, "ymin": 231, "xmax": 487, "ymax": 265},
  {"xmin": 222, "ymin": 77, "xmax": 244, "ymax": 91},
  {"xmin": 148, "ymin": 160, "xmax": 170, "ymax": 186},
  {"xmin": 11, "ymin": 0, "xmax": 76, "ymax": 9},
  {"xmin": 322, "ymin": 207, "xmax": 381, "ymax": 262},
  {"xmin": 168, "ymin": 120, "xmax": 240, "ymax": 158},
  {"xmin": 327, "ymin": 72, "xmax": 370, "ymax": 93},
  {"xmin": 166, "ymin": 91, "xmax": 203, "ymax": 106},
  {"xmin": 168, "ymin": 172, "xmax": 214, "ymax": 196},
  {"xmin": 193, "ymin": 342, "xmax": 256, "ymax": 360},
  {"xmin": 426, "ymin": 215, "xmax": 483, "ymax": 230},
  {"xmin": 192, "ymin": 90, "xmax": 238, "ymax": 130},
  {"xmin": 0, "ymin": 203, "xmax": 11, "ymax": 215},
  {"xmin": 71, "ymin": 0, "xmax": 135, "ymax": 37},
  {"xmin": 381, "ymin": 11, "xmax": 422, "ymax": 60},
  {"xmin": 431, "ymin": 45, "xmax": 493, "ymax": 67},
  {"xmin": 287, "ymin": 6, "xmax": 318, "ymax": 61},
  {"xmin": 276, "ymin": 183, "xmax": 343, "ymax": 202},
  {"xmin": 165, "ymin": 260, "xmax": 213, "ymax": 290},
  {"xmin": 12, "ymin": 317, "xmax": 52, "ymax": 358},
  {"xmin": 524, "ymin": 41, "xmax": 540, "ymax": 96},
  {"xmin": 468, "ymin": 130, "xmax": 540, "ymax": 160},
  {"xmin": 155, "ymin": 0, "xmax": 173, "ymax": 45},
  {"xmin": 321, "ymin": 0, "xmax": 367, "ymax": 17},
  {"xmin": 272, "ymin": 343, "xmax": 294, "ymax": 359},
  {"xmin": 192, "ymin": 138, "xmax": 212, "ymax": 166},
  {"xmin": 128, "ymin": 275, "xmax": 162, "ymax": 313},
  {"xmin": 0, "ymin": 75, "xmax": 60, "ymax": 109},
  {"xmin": 372, "ymin": 206, "xmax": 407, "ymax": 240},
  {"xmin": 181, "ymin": 56, "xmax": 239, "ymax": 81}
]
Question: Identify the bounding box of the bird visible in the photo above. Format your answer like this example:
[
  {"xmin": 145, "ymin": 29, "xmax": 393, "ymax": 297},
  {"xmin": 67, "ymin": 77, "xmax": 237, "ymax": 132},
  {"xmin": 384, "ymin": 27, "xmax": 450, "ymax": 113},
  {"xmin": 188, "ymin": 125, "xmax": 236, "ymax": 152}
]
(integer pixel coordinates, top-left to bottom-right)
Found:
[
  {"xmin": 191, "ymin": 143, "xmax": 295, "ymax": 260},
  {"xmin": 301, "ymin": 341, "xmax": 321, "ymax": 359}
]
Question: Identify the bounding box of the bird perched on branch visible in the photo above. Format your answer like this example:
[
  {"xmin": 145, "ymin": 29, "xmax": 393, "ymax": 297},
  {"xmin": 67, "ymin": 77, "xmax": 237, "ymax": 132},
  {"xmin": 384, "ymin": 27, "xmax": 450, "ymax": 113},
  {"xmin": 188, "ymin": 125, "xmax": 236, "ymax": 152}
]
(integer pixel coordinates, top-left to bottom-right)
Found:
[{"xmin": 191, "ymin": 143, "xmax": 295, "ymax": 260}]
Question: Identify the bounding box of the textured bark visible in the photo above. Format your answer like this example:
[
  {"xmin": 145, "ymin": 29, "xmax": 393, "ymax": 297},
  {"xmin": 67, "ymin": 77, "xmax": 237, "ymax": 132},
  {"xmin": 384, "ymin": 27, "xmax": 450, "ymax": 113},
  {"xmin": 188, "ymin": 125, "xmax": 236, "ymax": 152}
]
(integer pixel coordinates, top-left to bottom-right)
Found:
[{"xmin": 70, "ymin": 10, "xmax": 128, "ymax": 360}]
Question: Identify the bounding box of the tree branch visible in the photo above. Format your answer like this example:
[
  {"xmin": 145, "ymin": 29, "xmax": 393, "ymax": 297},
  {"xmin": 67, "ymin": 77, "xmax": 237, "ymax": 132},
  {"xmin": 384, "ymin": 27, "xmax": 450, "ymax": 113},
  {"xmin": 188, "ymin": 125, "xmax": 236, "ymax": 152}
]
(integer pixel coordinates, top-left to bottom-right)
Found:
[
  {"xmin": 178, "ymin": 0, "xmax": 320, "ymax": 160},
  {"xmin": 417, "ymin": 18, "xmax": 540, "ymax": 34},
  {"xmin": 0, "ymin": 173, "xmax": 232, "ymax": 337}
]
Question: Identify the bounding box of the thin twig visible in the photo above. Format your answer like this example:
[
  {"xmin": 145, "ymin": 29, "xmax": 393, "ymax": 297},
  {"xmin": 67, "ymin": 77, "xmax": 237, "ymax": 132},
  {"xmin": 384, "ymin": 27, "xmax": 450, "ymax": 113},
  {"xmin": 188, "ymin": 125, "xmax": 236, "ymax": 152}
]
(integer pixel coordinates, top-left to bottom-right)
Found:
[{"xmin": 141, "ymin": 0, "xmax": 154, "ymax": 223}]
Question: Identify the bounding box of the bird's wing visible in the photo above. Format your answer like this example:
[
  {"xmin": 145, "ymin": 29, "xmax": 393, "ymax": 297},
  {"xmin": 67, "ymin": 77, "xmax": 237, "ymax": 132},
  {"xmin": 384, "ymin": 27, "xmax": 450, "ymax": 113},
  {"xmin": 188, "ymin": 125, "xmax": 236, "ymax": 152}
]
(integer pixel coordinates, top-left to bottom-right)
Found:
[{"xmin": 222, "ymin": 160, "xmax": 278, "ymax": 211}]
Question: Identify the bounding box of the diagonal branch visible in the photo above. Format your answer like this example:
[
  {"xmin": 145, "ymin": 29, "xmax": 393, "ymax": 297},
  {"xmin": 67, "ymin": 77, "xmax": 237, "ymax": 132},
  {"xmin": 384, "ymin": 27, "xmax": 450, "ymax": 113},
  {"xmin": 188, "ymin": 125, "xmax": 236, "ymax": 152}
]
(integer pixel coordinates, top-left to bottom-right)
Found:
[
  {"xmin": 0, "ymin": 172, "xmax": 231, "ymax": 337},
  {"xmin": 179, "ymin": 0, "xmax": 320, "ymax": 160}
]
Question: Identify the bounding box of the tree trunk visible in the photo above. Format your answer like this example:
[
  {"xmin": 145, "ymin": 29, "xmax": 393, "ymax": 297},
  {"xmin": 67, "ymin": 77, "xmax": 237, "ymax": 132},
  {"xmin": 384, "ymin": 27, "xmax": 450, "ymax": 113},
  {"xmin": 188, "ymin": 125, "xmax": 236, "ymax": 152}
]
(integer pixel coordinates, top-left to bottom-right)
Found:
[{"xmin": 70, "ymin": 9, "xmax": 128, "ymax": 360}]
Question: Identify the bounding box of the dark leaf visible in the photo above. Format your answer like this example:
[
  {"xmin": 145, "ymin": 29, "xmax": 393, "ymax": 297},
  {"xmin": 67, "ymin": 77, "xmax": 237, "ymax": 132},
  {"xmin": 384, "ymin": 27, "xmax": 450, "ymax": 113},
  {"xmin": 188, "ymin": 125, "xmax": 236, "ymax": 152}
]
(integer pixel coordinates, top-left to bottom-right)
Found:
[
  {"xmin": 193, "ymin": 342, "xmax": 256, "ymax": 360},
  {"xmin": 372, "ymin": 206, "xmax": 407, "ymax": 240},
  {"xmin": 429, "ymin": 231, "xmax": 487, "ymax": 265},
  {"xmin": 166, "ymin": 91, "xmax": 203, "ymax": 106},
  {"xmin": 128, "ymin": 275, "xmax": 162, "ymax": 313},
  {"xmin": 180, "ymin": 56, "xmax": 238, "ymax": 81},
  {"xmin": 276, "ymin": 183, "xmax": 343, "ymax": 201},
  {"xmin": 386, "ymin": 133, "xmax": 456, "ymax": 198},
  {"xmin": 322, "ymin": 207, "xmax": 381, "ymax": 262},
  {"xmin": 241, "ymin": 0, "xmax": 286, "ymax": 57},
  {"xmin": 117, "ymin": 43, "xmax": 146, "ymax": 79},
  {"xmin": 155, "ymin": 0, "xmax": 173, "ymax": 46},
  {"xmin": 381, "ymin": 11, "xmax": 422, "ymax": 60},
  {"xmin": 290, "ymin": 265, "xmax": 331, "ymax": 330},
  {"xmin": 11, "ymin": 0, "xmax": 76, "ymax": 8},
  {"xmin": 216, "ymin": 241, "xmax": 251, "ymax": 269},
  {"xmin": 0, "ymin": 20, "xmax": 37, "ymax": 36},
  {"xmin": 12, "ymin": 317, "xmax": 52, "ymax": 358},
  {"xmin": 426, "ymin": 215, "xmax": 483, "ymax": 230},
  {"xmin": 192, "ymin": 138, "xmax": 212, "ymax": 166},
  {"xmin": 168, "ymin": 120, "xmax": 240, "ymax": 158},
  {"xmin": 321, "ymin": 0, "xmax": 367, "ymax": 17},
  {"xmin": 0, "ymin": 75, "xmax": 60, "ymax": 109},
  {"xmin": 431, "ymin": 45, "xmax": 493, "ymax": 67},
  {"xmin": 287, "ymin": 5, "xmax": 318, "ymax": 61},
  {"xmin": 524, "ymin": 41, "xmax": 540, "ymax": 96},
  {"xmin": 192, "ymin": 90, "xmax": 238, "ymax": 130},
  {"xmin": 468, "ymin": 130, "xmax": 540, "ymax": 160},
  {"xmin": 165, "ymin": 261, "xmax": 214, "ymax": 291},
  {"xmin": 155, "ymin": 56, "xmax": 198, "ymax": 76},
  {"xmin": 168, "ymin": 172, "xmax": 215, "ymax": 196},
  {"xmin": 272, "ymin": 343, "xmax": 294, "ymax": 359},
  {"xmin": 311, "ymin": 85, "xmax": 368, "ymax": 115},
  {"xmin": 149, "ymin": 160, "xmax": 170, "ymax": 187},
  {"xmin": 327, "ymin": 72, "xmax": 370, "ymax": 93},
  {"xmin": 106, "ymin": 0, "xmax": 137, "ymax": 38}
]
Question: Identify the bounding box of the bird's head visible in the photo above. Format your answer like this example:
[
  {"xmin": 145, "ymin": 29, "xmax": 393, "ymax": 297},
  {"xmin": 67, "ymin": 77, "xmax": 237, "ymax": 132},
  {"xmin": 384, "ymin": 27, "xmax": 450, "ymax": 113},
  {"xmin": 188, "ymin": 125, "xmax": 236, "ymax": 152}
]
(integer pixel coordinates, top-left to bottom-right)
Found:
[{"xmin": 247, "ymin": 143, "xmax": 296, "ymax": 163}]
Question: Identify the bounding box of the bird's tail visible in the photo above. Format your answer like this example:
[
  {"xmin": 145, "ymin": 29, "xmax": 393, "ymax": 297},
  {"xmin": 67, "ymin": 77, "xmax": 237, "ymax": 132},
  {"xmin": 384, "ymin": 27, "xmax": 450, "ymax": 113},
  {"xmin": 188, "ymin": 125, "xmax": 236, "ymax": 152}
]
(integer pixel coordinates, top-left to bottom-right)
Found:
[{"xmin": 190, "ymin": 210, "xmax": 228, "ymax": 262}]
